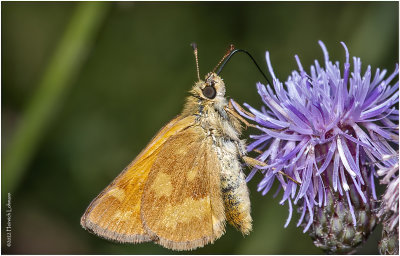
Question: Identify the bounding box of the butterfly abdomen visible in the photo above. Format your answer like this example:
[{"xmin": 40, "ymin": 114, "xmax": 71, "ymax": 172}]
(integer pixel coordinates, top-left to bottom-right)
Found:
[
  {"xmin": 214, "ymin": 139, "xmax": 252, "ymax": 235},
  {"xmin": 199, "ymin": 103, "xmax": 252, "ymax": 235}
]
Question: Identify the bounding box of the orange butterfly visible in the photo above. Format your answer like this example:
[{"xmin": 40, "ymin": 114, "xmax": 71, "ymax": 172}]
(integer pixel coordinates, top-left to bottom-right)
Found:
[{"xmin": 81, "ymin": 44, "xmax": 271, "ymax": 251}]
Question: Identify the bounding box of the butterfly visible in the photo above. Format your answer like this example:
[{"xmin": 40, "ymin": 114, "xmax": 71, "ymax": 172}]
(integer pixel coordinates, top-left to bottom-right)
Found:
[{"xmin": 80, "ymin": 44, "xmax": 273, "ymax": 251}]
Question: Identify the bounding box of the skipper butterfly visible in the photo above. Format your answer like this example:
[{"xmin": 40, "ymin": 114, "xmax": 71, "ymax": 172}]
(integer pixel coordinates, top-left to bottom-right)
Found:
[{"xmin": 81, "ymin": 44, "xmax": 276, "ymax": 251}]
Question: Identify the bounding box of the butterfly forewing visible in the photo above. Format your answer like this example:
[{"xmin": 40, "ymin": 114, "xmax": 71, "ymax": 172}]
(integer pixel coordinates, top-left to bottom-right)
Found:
[{"xmin": 80, "ymin": 115, "xmax": 196, "ymax": 243}]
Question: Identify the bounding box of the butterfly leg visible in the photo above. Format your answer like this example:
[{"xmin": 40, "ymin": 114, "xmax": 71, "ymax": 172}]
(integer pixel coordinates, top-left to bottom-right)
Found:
[
  {"xmin": 242, "ymin": 156, "xmax": 301, "ymax": 185},
  {"xmin": 224, "ymin": 100, "xmax": 258, "ymax": 129}
]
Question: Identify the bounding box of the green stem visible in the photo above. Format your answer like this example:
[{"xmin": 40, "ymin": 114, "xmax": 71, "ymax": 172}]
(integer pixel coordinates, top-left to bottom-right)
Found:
[{"xmin": 3, "ymin": 2, "xmax": 109, "ymax": 195}]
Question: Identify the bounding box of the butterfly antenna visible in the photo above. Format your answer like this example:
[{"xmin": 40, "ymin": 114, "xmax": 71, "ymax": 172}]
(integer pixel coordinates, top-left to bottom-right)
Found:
[
  {"xmin": 212, "ymin": 44, "xmax": 236, "ymax": 73},
  {"xmin": 191, "ymin": 43, "xmax": 201, "ymax": 81},
  {"xmin": 216, "ymin": 48, "xmax": 272, "ymax": 86}
]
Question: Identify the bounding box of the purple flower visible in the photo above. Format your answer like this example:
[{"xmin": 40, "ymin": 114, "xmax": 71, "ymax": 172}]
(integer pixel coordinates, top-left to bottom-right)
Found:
[
  {"xmin": 233, "ymin": 41, "xmax": 399, "ymax": 232},
  {"xmin": 377, "ymin": 151, "xmax": 399, "ymax": 230},
  {"xmin": 376, "ymin": 151, "xmax": 399, "ymax": 254}
]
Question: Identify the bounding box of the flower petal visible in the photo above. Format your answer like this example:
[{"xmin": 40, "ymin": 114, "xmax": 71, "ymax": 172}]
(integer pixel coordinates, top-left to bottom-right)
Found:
[{"xmin": 337, "ymin": 136, "xmax": 359, "ymax": 178}]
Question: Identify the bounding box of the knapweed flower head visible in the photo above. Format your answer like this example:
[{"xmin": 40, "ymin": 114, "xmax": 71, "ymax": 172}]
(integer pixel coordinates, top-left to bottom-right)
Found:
[
  {"xmin": 377, "ymin": 152, "xmax": 399, "ymax": 254},
  {"xmin": 233, "ymin": 41, "xmax": 399, "ymax": 235}
]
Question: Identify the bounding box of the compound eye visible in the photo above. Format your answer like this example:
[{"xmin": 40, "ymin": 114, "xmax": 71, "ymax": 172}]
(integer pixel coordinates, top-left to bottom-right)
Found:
[{"xmin": 202, "ymin": 86, "xmax": 216, "ymax": 99}]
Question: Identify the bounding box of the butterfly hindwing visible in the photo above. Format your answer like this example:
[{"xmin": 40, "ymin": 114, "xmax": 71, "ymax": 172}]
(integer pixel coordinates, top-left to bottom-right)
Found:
[{"xmin": 140, "ymin": 125, "xmax": 226, "ymax": 251}]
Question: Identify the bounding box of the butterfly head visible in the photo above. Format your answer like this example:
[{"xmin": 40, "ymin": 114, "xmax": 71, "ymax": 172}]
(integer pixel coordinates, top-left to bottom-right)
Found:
[{"xmin": 192, "ymin": 72, "xmax": 226, "ymax": 102}]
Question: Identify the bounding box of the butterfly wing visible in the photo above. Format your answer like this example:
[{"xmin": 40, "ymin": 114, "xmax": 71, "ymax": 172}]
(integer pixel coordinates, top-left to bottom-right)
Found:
[
  {"xmin": 140, "ymin": 125, "xmax": 226, "ymax": 251},
  {"xmin": 80, "ymin": 115, "xmax": 196, "ymax": 243}
]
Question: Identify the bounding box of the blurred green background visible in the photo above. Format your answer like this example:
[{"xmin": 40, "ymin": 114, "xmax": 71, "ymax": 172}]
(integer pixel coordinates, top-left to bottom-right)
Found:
[{"xmin": 2, "ymin": 1, "xmax": 398, "ymax": 254}]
